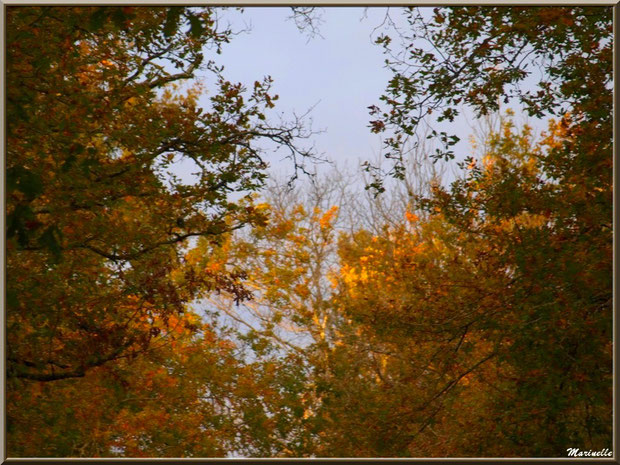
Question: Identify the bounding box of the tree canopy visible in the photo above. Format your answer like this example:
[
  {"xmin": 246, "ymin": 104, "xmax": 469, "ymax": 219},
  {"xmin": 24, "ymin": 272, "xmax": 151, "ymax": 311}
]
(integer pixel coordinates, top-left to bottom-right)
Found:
[
  {"xmin": 6, "ymin": 6, "xmax": 613, "ymax": 458},
  {"xmin": 7, "ymin": 6, "xmax": 311, "ymax": 383}
]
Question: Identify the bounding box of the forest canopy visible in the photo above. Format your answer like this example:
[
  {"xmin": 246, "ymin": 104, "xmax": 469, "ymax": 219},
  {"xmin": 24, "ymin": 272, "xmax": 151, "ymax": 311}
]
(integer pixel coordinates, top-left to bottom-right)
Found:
[{"xmin": 5, "ymin": 6, "xmax": 613, "ymax": 458}]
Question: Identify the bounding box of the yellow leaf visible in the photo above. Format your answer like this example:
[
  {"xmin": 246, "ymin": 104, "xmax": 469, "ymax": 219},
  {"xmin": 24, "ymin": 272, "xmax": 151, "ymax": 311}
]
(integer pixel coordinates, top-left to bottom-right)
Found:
[{"xmin": 405, "ymin": 211, "xmax": 419, "ymax": 223}]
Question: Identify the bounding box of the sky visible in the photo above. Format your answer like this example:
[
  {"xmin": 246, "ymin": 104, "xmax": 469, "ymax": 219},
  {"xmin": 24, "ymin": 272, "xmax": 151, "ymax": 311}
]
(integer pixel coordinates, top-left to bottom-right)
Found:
[
  {"xmin": 187, "ymin": 7, "xmax": 545, "ymax": 185},
  {"xmin": 186, "ymin": 5, "xmax": 551, "ymax": 344},
  {"xmin": 196, "ymin": 7, "xmax": 398, "ymax": 178}
]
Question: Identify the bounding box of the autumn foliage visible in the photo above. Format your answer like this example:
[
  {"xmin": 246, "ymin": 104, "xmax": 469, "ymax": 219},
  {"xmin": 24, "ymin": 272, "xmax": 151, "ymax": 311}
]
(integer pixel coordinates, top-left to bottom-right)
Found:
[{"xmin": 5, "ymin": 6, "xmax": 612, "ymax": 458}]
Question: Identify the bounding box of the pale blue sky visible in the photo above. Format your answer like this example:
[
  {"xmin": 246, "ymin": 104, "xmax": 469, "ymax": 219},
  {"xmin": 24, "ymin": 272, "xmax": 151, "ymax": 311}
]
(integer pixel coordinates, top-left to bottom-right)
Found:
[
  {"xmin": 187, "ymin": 7, "xmax": 543, "ymax": 184},
  {"xmin": 198, "ymin": 7, "xmax": 396, "ymax": 176}
]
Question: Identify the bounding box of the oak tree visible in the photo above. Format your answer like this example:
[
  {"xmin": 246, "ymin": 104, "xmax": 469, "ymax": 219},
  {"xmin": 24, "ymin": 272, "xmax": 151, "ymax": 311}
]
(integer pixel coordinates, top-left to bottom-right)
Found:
[{"xmin": 7, "ymin": 6, "xmax": 311, "ymax": 382}]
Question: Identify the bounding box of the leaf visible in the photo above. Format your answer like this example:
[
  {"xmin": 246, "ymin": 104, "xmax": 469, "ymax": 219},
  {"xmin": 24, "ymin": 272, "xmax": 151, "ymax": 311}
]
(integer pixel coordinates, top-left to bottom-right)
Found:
[
  {"xmin": 8, "ymin": 167, "xmax": 43, "ymax": 200},
  {"xmin": 61, "ymin": 154, "xmax": 77, "ymax": 172},
  {"xmin": 7, "ymin": 203, "xmax": 34, "ymax": 246},
  {"xmin": 111, "ymin": 8, "xmax": 129, "ymax": 30},
  {"xmin": 89, "ymin": 8, "xmax": 108, "ymax": 32},
  {"xmin": 188, "ymin": 13, "xmax": 203, "ymax": 39},
  {"xmin": 6, "ymin": 289, "xmax": 19, "ymax": 309},
  {"xmin": 164, "ymin": 7, "xmax": 182, "ymax": 38},
  {"xmin": 37, "ymin": 226, "xmax": 63, "ymax": 261}
]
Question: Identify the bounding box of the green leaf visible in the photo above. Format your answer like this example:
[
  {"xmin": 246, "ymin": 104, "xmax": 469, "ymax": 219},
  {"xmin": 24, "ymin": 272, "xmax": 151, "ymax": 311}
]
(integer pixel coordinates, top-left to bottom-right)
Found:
[
  {"xmin": 188, "ymin": 14, "xmax": 203, "ymax": 39},
  {"xmin": 8, "ymin": 167, "xmax": 43, "ymax": 200},
  {"xmin": 38, "ymin": 226, "xmax": 63, "ymax": 261},
  {"xmin": 6, "ymin": 289, "xmax": 19, "ymax": 309},
  {"xmin": 33, "ymin": 55, "xmax": 51, "ymax": 72},
  {"xmin": 164, "ymin": 7, "xmax": 182, "ymax": 38},
  {"xmin": 80, "ymin": 157, "xmax": 100, "ymax": 175},
  {"xmin": 111, "ymin": 10, "xmax": 124, "ymax": 29},
  {"xmin": 62, "ymin": 154, "xmax": 77, "ymax": 173},
  {"xmin": 89, "ymin": 8, "xmax": 108, "ymax": 32},
  {"xmin": 7, "ymin": 203, "xmax": 34, "ymax": 246}
]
